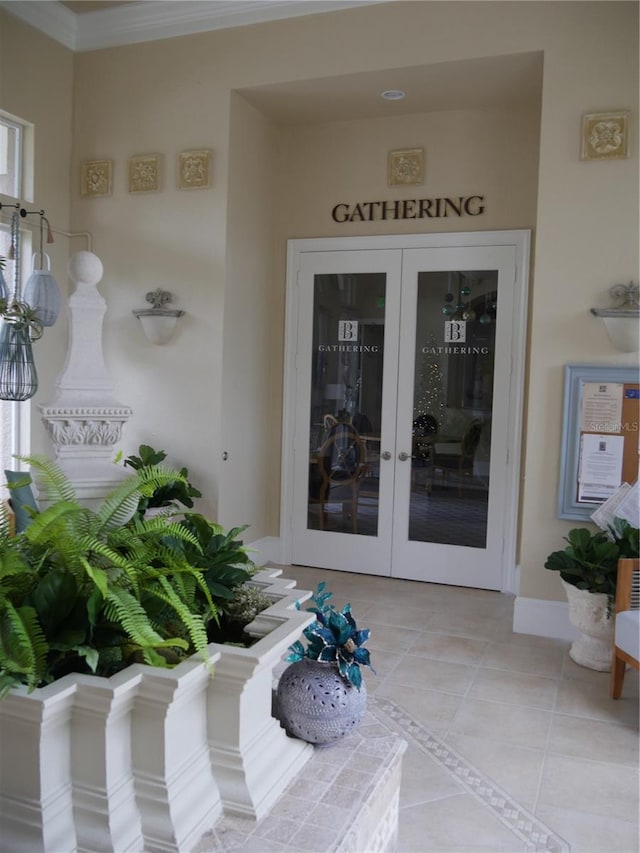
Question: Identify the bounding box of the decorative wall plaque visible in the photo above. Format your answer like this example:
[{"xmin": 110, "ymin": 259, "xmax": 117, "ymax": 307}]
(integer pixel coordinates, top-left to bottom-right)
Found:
[
  {"xmin": 178, "ymin": 149, "xmax": 212, "ymax": 189},
  {"xmin": 129, "ymin": 154, "xmax": 160, "ymax": 193},
  {"xmin": 388, "ymin": 148, "xmax": 424, "ymax": 186},
  {"xmin": 80, "ymin": 159, "xmax": 113, "ymax": 197},
  {"xmin": 581, "ymin": 111, "xmax": 630, "ymax": 161}
]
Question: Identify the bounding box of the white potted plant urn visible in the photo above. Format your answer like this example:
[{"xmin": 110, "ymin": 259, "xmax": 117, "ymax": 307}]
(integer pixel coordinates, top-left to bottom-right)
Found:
[{"xmin": 544, "ymin": 519, "xmax": 639, "ymax": 671}]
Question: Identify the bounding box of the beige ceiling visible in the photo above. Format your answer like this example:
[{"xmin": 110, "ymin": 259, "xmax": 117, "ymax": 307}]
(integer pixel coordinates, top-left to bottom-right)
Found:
[
  {"xmin": 60, "ymin": 1, "xmax": 133, "ymax": 12},
  {"xmin": 54, "ymin": 3, "xmax": 542, "ymax": 126},
  {"xmin": 239, "ymin": 51, "xmax": 543, "ymax": 125}
]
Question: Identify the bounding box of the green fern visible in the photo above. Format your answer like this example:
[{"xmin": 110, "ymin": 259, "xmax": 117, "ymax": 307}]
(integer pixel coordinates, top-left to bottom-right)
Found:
[
  {"xmin": 96, "ymin": 465, "xmax": 190, "ymax": 532},
  {"xmin": 103, "ymin": 587, "xmax": 189, "ymax": 663},
  {"xmin": 146, "ymin": 576, "xmax": 210, "ymax": 664},
  {"xmin": 16, "ymin": 454, "xmax": 78, "ymax": 504},
  {"xmin": 0, "ymin": 601, "xmax": 49, "ymax": 691},
  {"xmin": 0, "ymin": 453, "xmax": 250, "ymax": 691},
  {"xmin": 0, "ymin": 539, "xmax": 33, "ymax": 582}
]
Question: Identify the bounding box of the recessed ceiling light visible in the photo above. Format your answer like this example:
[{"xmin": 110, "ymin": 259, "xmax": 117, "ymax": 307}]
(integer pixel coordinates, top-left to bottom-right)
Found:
[{"xmin": 381, "ymin": 89, "xmax": 406, "ymax": 101}]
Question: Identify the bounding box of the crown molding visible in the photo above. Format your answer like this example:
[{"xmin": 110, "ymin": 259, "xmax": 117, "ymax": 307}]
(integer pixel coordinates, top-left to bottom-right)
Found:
[
  {"xmin": 1, "ymin": 1, "xmax": 77, "ymax": 49},
  {"xmin": 0, "ymin": 0, "xmax": 388, "ymax": 51}
]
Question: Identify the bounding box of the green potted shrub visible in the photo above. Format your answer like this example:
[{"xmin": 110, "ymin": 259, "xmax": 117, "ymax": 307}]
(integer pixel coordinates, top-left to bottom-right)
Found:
[{"xmin": 544, "ymin": 517, "xmax": 639, "ymax": 670}]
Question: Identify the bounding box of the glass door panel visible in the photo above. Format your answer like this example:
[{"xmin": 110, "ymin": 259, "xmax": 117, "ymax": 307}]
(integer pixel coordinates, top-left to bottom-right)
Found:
[
  {"xmin": 307, "ymin": 272, "xmax": 385, "ymax": 537},
  {"xmin": 408, "ymin": 270, "xmax": 497, "ymax": 549},
  {"xmin": 392, "ymin": 245, "xmax": 518, "ymax": 589},
  {"xmin": 290, "ymin": 249, "xmax": 402, "ymax": 576}
]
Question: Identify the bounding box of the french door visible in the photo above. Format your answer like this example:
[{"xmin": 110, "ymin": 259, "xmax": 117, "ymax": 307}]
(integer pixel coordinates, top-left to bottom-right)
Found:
[{"xmin": 281, "ymin": 232, "xmax": 529, "ymax": 591}]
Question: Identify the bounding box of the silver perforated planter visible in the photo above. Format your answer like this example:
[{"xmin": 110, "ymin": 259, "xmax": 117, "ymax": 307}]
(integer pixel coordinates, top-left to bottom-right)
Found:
[{"xmin": 276, "ymin": 658, "xmax": 367, "ymax": 747}]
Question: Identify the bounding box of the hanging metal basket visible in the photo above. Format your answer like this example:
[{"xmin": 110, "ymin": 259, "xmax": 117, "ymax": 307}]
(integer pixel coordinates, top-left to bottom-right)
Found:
[{"xmin": 0, "ymin": 319, "xmax": 39, "ymax": 401}]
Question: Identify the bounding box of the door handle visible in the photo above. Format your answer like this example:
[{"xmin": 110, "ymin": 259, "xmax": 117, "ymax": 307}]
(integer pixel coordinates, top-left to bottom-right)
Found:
[
  {"xmin": 380, "ymin": 450, "xmax": 391, "ymax": 460},
  {"xmin": 398, "ymin": 451, "xmax": 410, "ymax": 461}
]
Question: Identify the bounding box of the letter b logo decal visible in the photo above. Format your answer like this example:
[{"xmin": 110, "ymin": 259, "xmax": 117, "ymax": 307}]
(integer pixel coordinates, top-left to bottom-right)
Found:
[
  {"xmin": 444, "ymin": 320, "xmax": 466, "ymax": 343},
  {"xmin": 338, "ymin": 320, "xmax": 359, "ymax": 342}
]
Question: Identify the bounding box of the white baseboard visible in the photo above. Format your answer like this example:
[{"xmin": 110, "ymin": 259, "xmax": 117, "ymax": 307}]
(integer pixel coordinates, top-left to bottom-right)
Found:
[
  {"xmin": 513, "ymin": 596, "xmax": 580, "ymax": 642},
  {"xmin": 247, "ymin": 541, "xmax": 576, "ymax": 644}
]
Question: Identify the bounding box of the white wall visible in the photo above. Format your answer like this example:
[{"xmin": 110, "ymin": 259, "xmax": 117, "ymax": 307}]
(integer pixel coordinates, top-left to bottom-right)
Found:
[
  {"xmin": 220, "ymin": 93, "xmax": 279, "ymax": 536},
  {"xmin": 0, "ymin": 12, "xmax": 74, "ymax": 457},
  {"xmin": 1, "ymin": 1, "xmax": 637, "ymax": 610}
]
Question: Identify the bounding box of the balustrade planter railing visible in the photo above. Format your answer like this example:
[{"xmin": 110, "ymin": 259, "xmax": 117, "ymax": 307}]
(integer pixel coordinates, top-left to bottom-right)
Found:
[{"xmin": 0, "ymin": 569, "xmax": 313, "ymax": 851}]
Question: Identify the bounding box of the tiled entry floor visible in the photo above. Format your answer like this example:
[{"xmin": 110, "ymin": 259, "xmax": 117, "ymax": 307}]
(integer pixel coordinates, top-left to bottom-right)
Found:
[{"xmin": 276, "ymin": 564, "xmax": 639, "ymax": 853}]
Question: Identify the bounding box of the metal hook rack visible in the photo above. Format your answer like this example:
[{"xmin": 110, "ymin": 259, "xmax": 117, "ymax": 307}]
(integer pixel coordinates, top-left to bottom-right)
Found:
[{"xmin": 0, "ymin": 202, "xmax": 59, "ymax": 400}]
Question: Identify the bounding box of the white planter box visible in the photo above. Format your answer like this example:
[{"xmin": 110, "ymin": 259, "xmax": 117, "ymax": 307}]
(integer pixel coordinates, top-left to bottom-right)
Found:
[
  {"xmin": 207, "ymin": 568, "xmax": 315, "ymax": 819},
  {"xmin": 0, "ymin": 570, "xmax": 313, "ymax": 847},
  {"xmin": 0, "ymin": 677, "xmax": 77, "ymax": 853},
  {"xmin": 132, "ymin": 654, "xmax": 223, "ymax": 853},
  {"xmin": 72, "ymin": 668, "xmax": 144, "ymax": 853}
]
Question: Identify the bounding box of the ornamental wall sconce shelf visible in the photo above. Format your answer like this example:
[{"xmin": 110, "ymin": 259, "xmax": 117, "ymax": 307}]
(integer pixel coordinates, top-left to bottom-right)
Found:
[
  {"xmin": 133, "ymin": 289, "xmax": 184, "ymax": 345},
  {"xmin": 590, "ymin": 282, "xmax": 639, "ymax": 353},
  {"xmin": 0, "ymin": 201, "xmax": 61, "ymax": 401}
]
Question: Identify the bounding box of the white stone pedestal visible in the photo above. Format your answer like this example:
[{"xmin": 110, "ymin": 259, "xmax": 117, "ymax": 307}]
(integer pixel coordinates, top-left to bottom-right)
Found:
[{"xmin": 37, "ymin": 251, "xmax": 132, "ymax": 508}]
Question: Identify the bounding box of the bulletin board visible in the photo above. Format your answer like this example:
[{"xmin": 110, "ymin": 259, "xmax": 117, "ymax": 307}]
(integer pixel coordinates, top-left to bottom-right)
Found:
[{"xmin": 558, "ymin": 364, "xmax": 640, "ymax": 520}]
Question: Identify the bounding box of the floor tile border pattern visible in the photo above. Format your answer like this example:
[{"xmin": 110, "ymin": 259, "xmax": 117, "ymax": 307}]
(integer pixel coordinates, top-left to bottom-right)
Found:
[{"xmin": 369, "ymin": 696, "xmax": 571, "ymax": 853}]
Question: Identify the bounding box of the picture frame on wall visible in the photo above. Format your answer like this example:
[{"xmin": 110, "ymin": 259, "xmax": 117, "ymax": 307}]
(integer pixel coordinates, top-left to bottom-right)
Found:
[
  {"xmin": 388, "ymin": 148, "xmax": 424, "ymax": 186},
  {"xmin": 129, "ymin": 154, "xmax": 161, "ymax": 193},
  {"xmin": 177, "ymin": 149, "xmax": 212, "ymax": 189},
  {"xmin": 80, "ymin": 159, "xmax": 113, "ymax": 197},
  {"xmin": 581, "ymin": 111, "xmax": 630, "ymax": 161}
]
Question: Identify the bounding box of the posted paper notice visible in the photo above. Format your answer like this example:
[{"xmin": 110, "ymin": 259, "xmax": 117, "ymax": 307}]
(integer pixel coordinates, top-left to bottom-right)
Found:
[
  {"xmin": 578, "ymin": 433, "xmax": 624, "ymax": 502},
  {"xmin": 580, "ymin": 382, "xmax": 624, "ymax": 433}
]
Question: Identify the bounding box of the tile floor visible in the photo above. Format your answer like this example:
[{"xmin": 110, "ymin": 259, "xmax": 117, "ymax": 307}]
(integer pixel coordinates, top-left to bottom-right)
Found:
[{"xmin": 275, "ymin": 563, "xmax": 639, "ymax": 853}]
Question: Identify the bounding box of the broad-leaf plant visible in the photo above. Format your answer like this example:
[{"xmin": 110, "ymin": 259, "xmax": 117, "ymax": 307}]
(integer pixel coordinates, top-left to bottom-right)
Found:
[{"xmin": 544, "ymin": 517, "xmax": 639, "ymax": 603}]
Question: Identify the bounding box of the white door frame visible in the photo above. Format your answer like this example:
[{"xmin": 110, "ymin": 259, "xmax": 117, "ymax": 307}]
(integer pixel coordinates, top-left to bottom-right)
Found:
[{"xmin": 280, "ymin": 230, "xmax": 530, "ymax": 594}]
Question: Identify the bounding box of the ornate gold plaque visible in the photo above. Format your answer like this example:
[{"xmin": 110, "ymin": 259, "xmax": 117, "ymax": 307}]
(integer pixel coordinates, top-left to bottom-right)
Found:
[
  {"xmin": 581, "ymin": 112, "xmax": 630, "ymax": 161},
  {"xmin": 129, "ymin": 154, "xmax": 160, "ymax": 193},
  {"xmin": 388, "ymin": 148, "xmax": 424, "ymax": 186},
  {"xmin": 80, "ymin": 159, "xmax": 113, "ymax": 197},
  {"xmin": 178, "ymin": 149, "xmax": 212, "ymax": 189}
]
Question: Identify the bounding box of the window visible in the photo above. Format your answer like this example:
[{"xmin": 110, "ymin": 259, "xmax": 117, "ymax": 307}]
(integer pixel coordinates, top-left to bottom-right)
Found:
[
  {"xmin": 0, "ymin": 115, "xmax": 22, "ymax": 199},
  {"xmin": 1, "ymin": 111, "xmax": 32, "ymax": 499}
]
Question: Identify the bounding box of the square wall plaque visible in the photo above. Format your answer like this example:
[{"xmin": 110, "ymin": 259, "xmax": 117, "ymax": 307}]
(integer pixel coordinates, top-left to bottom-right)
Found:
[
  {"xmin": 388, "ymin": 148, "xmax": 424, "ymax": 186},
  {"xmin": 581, "ymin": 111, "xmax": 630, "ymax": 160},
  {"xmin": 81, "ymin": 159, "xmax": 113, "ymax": 197},
  {"xmin": 178, "ymin": 149, "xmax": 212, "ymax": 189},
  {"xmin": 129, "ymin": 154, "xmax": 161, "ymax": 193}
]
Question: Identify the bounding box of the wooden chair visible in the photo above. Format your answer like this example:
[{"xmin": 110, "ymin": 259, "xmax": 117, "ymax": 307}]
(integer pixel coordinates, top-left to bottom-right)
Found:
[
  {"xmin": 610, "ymin": 557, "xmax": 640, "ymax": 699},
  {"xmin": 428, "ymin": 419, "xmax": 483, "ymax": 496},
  {"xmin": 309, "ymin": 423, "xmax": 367, "ymax": 533}
]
